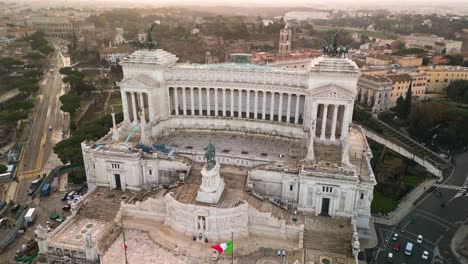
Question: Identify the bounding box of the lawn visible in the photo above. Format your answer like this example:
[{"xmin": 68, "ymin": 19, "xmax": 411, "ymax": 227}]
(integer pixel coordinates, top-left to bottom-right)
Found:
[
  {"xmin": 371, "ymin": 189, "xmax": 398, "ymax": 215},
  {"xmin": 404, "ymin": 174, "xmax": 425, "ymax": 189}
]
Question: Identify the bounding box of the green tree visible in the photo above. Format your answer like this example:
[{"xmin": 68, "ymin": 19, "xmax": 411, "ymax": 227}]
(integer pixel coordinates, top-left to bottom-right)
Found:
[
  {"xmin": 53, "ymin": 113, "xmax": 123, "ymax": 165},
  {"xmin": 59, "ymin": 67, "xmax": 74, "ymax": 75},
  {"xmin": 24, "ymin": 69, "xmax": 44, "ymax": 80},
  {"xmin": 395, "ymin": 95, "xmax": 405, "ymax": 119},
  {"xmin": 0, "ymin": 164, "xmax": 7, "ymax": 174},
  {"xmin": 0, "ymin": 111, "xmax": 28, "ymax": 124},
  {"xmin": 402, "ymin": 85, "xmax": 412, "ymax": 119},
  {"xmin": 446, "ymin": 80, "xmax": 468, "ymax": 102},
  {"xmin": 59, "ymin": 93, "xmax": 81, "ymax": 115}
]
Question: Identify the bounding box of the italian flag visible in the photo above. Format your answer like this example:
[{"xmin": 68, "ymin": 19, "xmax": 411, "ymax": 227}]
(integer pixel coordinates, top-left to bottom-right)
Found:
[{"xmin": 211, "ymin": 241, "xmax": 232, "ymax": 254}]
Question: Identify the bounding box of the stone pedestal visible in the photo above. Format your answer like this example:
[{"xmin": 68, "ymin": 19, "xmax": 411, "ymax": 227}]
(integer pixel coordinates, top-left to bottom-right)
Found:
[{"xmin": 196, "ymin": 163, "xmax": 225, "ymax": 204}]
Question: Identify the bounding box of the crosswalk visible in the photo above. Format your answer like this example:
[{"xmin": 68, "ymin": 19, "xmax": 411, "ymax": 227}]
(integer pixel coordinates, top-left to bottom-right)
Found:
[{"xmin": 433, "ymin": 183, "xmax": 466, "ymax": 191}]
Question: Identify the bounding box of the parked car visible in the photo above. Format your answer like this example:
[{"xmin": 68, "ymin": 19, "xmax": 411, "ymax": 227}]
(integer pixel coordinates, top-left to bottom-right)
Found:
[
  {"xmin": 392, "ymin": 233, "xmax": 398, "ymax": 240},
  {"xmin": 62, "ymin": 205, "xmax": 71, "ymax": 211},
  {"xmin": 393, "ymin": 242, "xmax": 401, "ymax": 251},
  {"xmin": 386, "ymin": 252, "xmax": 393, "ymax": 262},
  {"xmin": 10, "ymin": 204, "xmax": 20, "ymax": 213},
  {"xmin": 405, "ymin": 242, "xmax": 413, "ymax": 256},
  {"xmin": 417, "ymin": 235, "xmax": 423, "ymax": 244},
  {"xmin": 422, "ymin": 251, "xmax": 429, "ymax": 260},
  {"xmin": 0, "ymin": 218, "xmax": 7, "ymax": 227}
]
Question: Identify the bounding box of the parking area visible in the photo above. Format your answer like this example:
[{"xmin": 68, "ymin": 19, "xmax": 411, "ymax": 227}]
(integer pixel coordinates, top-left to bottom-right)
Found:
[{"xmin": 0, "ymin": 182, "xmax": 86, "ymax": 262}]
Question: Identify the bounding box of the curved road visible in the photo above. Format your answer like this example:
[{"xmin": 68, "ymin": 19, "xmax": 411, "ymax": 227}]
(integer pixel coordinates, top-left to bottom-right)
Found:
[{"xmin": 371, "ymin": 152, "xmax": 468, "ymax": 264}]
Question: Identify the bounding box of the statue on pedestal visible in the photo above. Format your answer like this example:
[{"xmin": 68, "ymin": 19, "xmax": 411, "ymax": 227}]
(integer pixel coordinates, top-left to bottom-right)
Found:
[
  {"xmin": 196, "ymin": 142, "xmax": 225, "ymax": 204},
  {"xmin": 205, "ymin": 142, "xmax": 216, "ymax": 170}
]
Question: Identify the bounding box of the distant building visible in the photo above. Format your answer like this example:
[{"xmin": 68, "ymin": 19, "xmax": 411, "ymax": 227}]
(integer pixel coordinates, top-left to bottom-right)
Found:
[
  {"xmin": 114, "ymin": 28, "xmax": 125, "ymax": 45},
  {"xmin": 205, "ymin": 51, "xmax": 212, "ymax": 64},
  {"xmin": 386, "ymin": 74, "xmax": 413, "ymax": 106},
  {"xmin": 357, "ymin": 74, "xmax": 393, "ymax": 113},
  {"xmin": 408, "ymin": 72, "xmax": 428, "ymax": 99},
  {"xmin": 0, "ymin": 36, "xmax": 15, "ymax": 45},
  {"xmin": 29, "ymin": 16, "xmax": 94, "ymax": 39},
  {"xmin": 419, "ymin": 66, "xmax": 468, "ymax": 93},
  {"xmin": 284, "ymin": 11, "xmax": 330, "ymax": 21},
  {"xmin": 366, "ymin": 55, "xmax": 392, "ymax": 66},
  {"xmin": 396, "ymin": 56, "xmax": 423, "ymax": 67},
  {"xmin": 99, "ymin": 44, "xmax": 136, "ymax": 64},
  {"xmin": 398, "ymin": 34, "xmax": 462, "ymax": 54},
  {"xmin": 278, "ymin": 25, "xmax": 292, "ymax": 55},
  {"xmin": 262, "ymin": 20, "xmax": 273, "ymax": 27},
  {"xmin": 6, "ymin": 26, "xmax": 35, "ymax": 40}
]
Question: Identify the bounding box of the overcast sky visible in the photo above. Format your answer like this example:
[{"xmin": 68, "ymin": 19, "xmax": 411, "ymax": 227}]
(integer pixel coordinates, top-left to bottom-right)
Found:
[{"xmin": 9, "ymin": 0, "xmax": 468, "ymax": 9}]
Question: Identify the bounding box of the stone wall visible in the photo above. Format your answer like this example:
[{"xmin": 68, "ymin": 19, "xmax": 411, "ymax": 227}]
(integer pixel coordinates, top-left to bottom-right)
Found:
[
  {"xmin": 118, "ymin": 192, "xmax": 303, "ymax": 243},
  {"xmin": 120, "ymin": 197, "xmax": 166, "ymax": 222},
  {"xmin": 164, "ymin": 193, "xmax": 249, "ymax": 241}
]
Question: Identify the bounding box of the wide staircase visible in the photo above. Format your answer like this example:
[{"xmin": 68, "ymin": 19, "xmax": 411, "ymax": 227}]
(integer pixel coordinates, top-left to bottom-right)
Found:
[
  {"xmin": 302, "ymin": 216, "xmax": 352, "ymax": 255},
  {"xmin": 303, "ymin": 226, "xmax": 352, "ymax": 255},
  {"xmin": 242, "ymin": 192, "xmax": 300, "ymax": 225}
]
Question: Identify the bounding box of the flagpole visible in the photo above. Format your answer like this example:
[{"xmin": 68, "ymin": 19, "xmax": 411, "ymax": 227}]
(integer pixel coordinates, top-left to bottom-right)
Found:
[
  {"xmin": 231, "ymin": 232, "xmax": 234, "ymax": 264},
  {"xmin": 121, "ymin": 217, "xmax": 128, "ymax": 264}
]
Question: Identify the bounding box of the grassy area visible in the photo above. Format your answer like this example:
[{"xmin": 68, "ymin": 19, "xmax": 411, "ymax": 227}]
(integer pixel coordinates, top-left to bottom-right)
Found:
[
  {"xmin": 108, "ymin": 95, "xmax": 122, "ymax": 113},
  {"xmin": 314, "ymin": 26, "xmax": 394, "ymax": 39},
  {"xmin": 371, "ymin": 190, "xmax": 398, "ymax": 215},
  {"xmin": 404, "ymin": 174, "xmax": 425, "ymax": 189}
]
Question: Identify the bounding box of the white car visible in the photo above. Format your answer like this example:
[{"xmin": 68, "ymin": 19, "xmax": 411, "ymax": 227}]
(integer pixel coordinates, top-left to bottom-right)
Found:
[
  {"xmin": 417, "ymin": 235, "xmax": 423, "ymax": 243},
  {"xmin": 422, "ymin": 250, "xmax": 429, "ymax": 260},
  {"xmin": 392, "ymin": 233, "xmax": 398, "ymax": 240}
]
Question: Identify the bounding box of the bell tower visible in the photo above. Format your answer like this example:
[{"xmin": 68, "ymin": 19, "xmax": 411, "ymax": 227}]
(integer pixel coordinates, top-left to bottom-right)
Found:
[{"xmin": 278, "ymin": 24, "xmax": 292, "ymax": 55}]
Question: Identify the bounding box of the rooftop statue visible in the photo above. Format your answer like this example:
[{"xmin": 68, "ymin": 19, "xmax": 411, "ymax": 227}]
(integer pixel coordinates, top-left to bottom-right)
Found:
[
  {"xmin": 204, "ymin": 142, "xmax": 216, "ymax": 170},
  {"xmin": 322, "ymin": 30, "xmax": 349, "ymax": 58},
  {"xmin": 132, "ymin": 22, "xmax": 158, "ymax": 50}
]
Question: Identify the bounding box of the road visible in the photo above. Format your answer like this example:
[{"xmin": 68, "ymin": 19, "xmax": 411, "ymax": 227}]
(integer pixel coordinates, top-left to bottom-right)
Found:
[
  {"xmin": 14, "ymin": 44, "xmax": 69, "ymax": 204},
  {"xmin": 370, "ymin": 152, "xmax": 468, "ymax": 264}
]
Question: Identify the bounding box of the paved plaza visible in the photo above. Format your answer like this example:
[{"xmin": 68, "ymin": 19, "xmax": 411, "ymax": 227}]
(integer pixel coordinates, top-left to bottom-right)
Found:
[{"xmin": 158, "ymin": 131, "xmax": 302, "ymax": 163}]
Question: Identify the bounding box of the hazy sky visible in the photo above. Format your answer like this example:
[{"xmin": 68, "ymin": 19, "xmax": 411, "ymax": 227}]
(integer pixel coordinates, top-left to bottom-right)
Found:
[{"xmin": 8, "ymin": 0, "xmax": 468, "ymax": 10}]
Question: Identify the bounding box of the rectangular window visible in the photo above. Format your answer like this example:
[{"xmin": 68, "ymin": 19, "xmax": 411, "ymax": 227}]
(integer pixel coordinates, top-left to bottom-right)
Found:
[
  {"xmin": 360, "ymin": 193, "xmax": 365, "ymax": 199},
  {"xmin": 290, "ymin": 185, "xmax": 293, "ymax": 191},
  {"xmin": 149, "ymin": 169, "xmax": 152, "ymax": 175}
]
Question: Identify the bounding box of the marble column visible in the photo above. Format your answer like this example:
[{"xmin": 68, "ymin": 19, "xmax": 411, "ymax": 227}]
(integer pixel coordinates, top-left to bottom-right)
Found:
[
  {"xmin": 294, "ymin": 95, "xmax": 300, "ymax": 124},
  {"xmin": 246, "ymin": 90, "xmax": 250, "ymax": 118},
  {"xmin": 330, "ymin": 104, "xmax": 338, "ymax": 141},
  {"xmin": 148, "ymin": 92, "xmax": 155, "ymax": 123},
  {"xmin": 214, "ymin": 89, "xmax": 218, "ymax": 116},
  {"xmin": 190, "ymin": 88, "xmax": 195, "ymax": 116},
  {"xmin": 238, "ymin": 89, "xmax": 242, "ymax": 117},
  {"xmin": 306, "ymin": 102, "xmax": 318, "ymax": 160},
  {"xmin": 320, "ymin": 104, "xmax": 328, "ymax": 140},
  {"xmin": 230, "ymin": 89, "xmax": 234, "ymax": 116},
  {"xmin": 286, "ymin": 93, "xmax": 291, "ymax": 123},
  {"xmin": 182, "ymin": 88, "xmax": 187, "ymax": 115},
  {"xmin": 254, "ymin": 91, "xmax": 258, "ymax": 119},
  {"xmin": 174, "ymin": 88, "xmax": 179, "ymax": 116},
  {"xmin": 207, "ymin": 88, "xmax": 211, "ymax": 116},
  {"xmin": 262, "ymin": 92, "xmax": 267, "ymax": 120},
  {"xmin": 270, "ymin": 92, "xmax": 275, "ymax": 121},
  {"xmin": 139, "ymin": 93, "xmax": 146, "ymax": 124},
  {"xmin": 131, "ymin": 92, "xmax": 138, "ymax": 123},
  {"xmin": 198, "ymin": 88, "xmax": 203, "ymax": 116},
  {"xmin": 278, "ymin": 93, "xmax": 283, "ymax": 122},
  {"xmin": 341, "ymin": 104, "xmax": 350, "ymax": 140},
  {"xmin": 121, "ymin": 91, "xmax": 130, "ymax": 122},
  {"xmin": 222, "ymin": 89, "xmax": 226, "ymax": 116}
]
